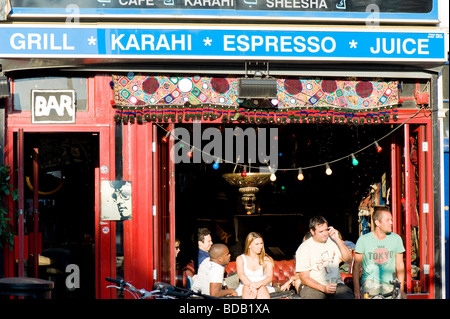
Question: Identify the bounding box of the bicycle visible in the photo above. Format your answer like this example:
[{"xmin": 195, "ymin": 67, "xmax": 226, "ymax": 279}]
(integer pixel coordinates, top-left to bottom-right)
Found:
[
  {"xmin": 105, "ymin": 277, "xmax": 216, "ymax": 299},
  {"xmin": 106, "ymin": 277, "xmax": 294, "ymax": 299},
  {"xmin": 367, "ymin": 275, "xmax": 402, "ymax": 299}
]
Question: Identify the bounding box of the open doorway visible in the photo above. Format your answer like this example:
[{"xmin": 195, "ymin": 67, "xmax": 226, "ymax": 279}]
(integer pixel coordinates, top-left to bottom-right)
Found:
[
  {"xmin": 174, "ymin": 123, "xmax": 392, "ymax": 267},
  {"xmin": 18, "ymin": 132, "xmax": 98, "ymax": 299}
]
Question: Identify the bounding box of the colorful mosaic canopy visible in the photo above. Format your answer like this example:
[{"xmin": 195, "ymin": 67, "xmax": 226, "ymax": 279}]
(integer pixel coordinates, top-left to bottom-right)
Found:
[
  {"xmin": 112, "ymin": 73, "xmax": 399, "ymax": 124},
  {"xmin": 113, "ymin": 73, "xmax": 398, "ymax": 109}
]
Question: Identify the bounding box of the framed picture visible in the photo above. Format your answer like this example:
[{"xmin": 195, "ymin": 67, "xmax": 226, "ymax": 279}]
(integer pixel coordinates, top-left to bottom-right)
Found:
[{"xmin": 101, "ymin": 180, "xmax": 132, "ymax": 221}]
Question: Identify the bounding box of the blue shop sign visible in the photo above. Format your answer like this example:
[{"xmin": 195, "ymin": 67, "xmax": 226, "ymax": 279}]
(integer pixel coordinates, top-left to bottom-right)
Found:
[
  {"xmin": 0, "ymin": 25, "xmax": 447, "ymax": 62},
  {"xmin": 6, "ymin": 0, "xmax": 439, "ymax": 22}
]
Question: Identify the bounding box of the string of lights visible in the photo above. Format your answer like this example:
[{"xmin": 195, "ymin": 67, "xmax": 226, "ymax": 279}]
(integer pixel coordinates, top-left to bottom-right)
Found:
[{"xmin": 155, "ymin": 107, "xmax": 425, "ymax": 179}]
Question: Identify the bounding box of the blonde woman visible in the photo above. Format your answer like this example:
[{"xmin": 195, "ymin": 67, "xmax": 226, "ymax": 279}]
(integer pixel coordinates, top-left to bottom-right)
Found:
[{"xmin": 236, "ymin": 232, "xmax": 274, "ymax": 299}]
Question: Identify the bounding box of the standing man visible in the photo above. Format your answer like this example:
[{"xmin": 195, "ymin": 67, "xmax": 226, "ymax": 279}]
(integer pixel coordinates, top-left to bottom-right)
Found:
[
  {"xmin": 192, "ymin": 244, "xmax": 238, "ymax": 297},
  {"xmin": 195, "ymin": 228, "xmax": 213, "ymax": 272},
  {"xmin": 353, "ymin": 208, "xmax": 406, "ymax": 299},
  {"xmin": 296, "ymin": 216, "xmax": 354, "ymax": 299}
]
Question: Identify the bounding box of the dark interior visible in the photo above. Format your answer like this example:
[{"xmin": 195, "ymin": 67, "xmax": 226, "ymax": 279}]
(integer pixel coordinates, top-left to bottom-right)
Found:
[
  {"xmin": 175, "ymin": 122, "xmax": 392, "ymax": 266},
  {"xmin": 22, "ymin": 132, "xmax": 98, "ymax": 299}
]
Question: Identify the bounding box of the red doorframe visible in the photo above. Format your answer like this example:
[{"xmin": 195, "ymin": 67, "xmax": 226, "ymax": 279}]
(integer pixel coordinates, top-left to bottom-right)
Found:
[
  {"xmin": 119, "ymin": 121, "xmax": 155, "ymax": 294},
  {"xmin": 405, "ymin": 122, "xmax": 435, "ymax": 299},
  {"xmin": 3, "ymin": 75, "xmax": 117, "ymax": 299},
  {"xmin": 168, "ymin": 124, "xmax": 176, "ymax": 285},
  {"xmin": 31, "ymin": 146, "xmax": 39, "ymax": 277},
  {"xmin": 404, "ymin": 123, "xmax": 413, "ymax": 293},
  {"xmin": 390, "ymin": 110, "xmax": 434, "ymax": 299},
  {"xmin": 16, "ymin": 128, "xmax": 25, "ymax": 278},
  {"xmin": 96, "ymin": 125, "xmax": 116, "ymax": 299},
  {"xmin": 152, "ymin": 123, "xmax": 176, "ymax": 286},
  {"xmin": 391, "ymin": 131, "xmax": 401, "ymax": 235}
]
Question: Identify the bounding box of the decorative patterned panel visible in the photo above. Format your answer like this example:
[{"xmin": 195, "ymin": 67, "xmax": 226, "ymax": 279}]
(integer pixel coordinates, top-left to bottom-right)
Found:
[
  {"xmin": 111, "ymin": 73, "xmax": 400, "ymax": 124},
  {"xmin": 113, "ymin": 73, "xmax": 398, "ymax": 110},
  {"xmin": 278, "ymin": 79, "xmax": 399, "ymax": 109},
  {"xmin": 113, "ymin": 73, "xmax": 239, "ymax": 107}
]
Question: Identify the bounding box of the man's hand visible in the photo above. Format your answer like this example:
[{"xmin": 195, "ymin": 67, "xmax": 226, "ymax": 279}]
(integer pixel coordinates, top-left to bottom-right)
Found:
[
  {"xmin": 328, "ymin": 226, "xmax": 340, "ymax": 241},
  {"xmin": 324, "ymin": 283, "xmax": 337, "ymax": 294},
  {"xmin": 226, "ymin": 289, "xmax": 238, "ymax": 297}
]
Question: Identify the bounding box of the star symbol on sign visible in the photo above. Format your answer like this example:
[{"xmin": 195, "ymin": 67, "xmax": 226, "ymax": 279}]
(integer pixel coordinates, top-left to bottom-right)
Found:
[
  {"xmin": 203, "ymin": 37, "xmax": 213, "ymax": 46},
  {"xmin": 349, "ymin": 40, "xmax": 358, "ymax": 49},
  {"xmin": 88, "ymin": 36, "xmax": 97, "ymax": 46}
]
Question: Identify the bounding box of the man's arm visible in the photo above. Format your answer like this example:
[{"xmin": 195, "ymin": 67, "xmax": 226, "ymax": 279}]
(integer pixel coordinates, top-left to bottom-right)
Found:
[
  {"xmin": 298, "ymin": 270, "xmax": 336, "ymax": 294},
  {"xmin": 209, "ymin": 282, "xmax": 237, "ymax": 297},
  {"xmin": 395, "ymin": 253, "xmax": 406, "ymax": 298},
  {"xmin": 328, "ymin": 227, "xmax": 352, "ymax": 263},
  {"xmin": 352, "ymin": 252, "xmax": 363, "ymax": 299}
]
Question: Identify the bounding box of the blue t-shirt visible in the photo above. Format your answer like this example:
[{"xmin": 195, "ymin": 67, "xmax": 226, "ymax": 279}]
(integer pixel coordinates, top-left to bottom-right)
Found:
[
  {"xmin": 196, "ymin": 249, "xmax": 210, "ymax": 271},
  {"xmin": 355, "ymin": 232, "xmax": 405, "ymax": 284}
]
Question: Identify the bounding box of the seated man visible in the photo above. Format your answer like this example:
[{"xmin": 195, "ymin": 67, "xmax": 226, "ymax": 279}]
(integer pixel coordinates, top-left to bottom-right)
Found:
[
  {"xmin": 192, "ymin": 244, "xmax": 238, "ymax": 297},
  {"xmin": 296, "ymin": 216, "xmax": 354, "ymax": 299},
  {"xmin": 195, "ymin": 227, "xmax": 213, "ymax": 272}
]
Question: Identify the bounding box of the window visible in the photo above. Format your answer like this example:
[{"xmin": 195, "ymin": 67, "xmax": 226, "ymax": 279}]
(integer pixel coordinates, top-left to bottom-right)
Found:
[{"xmin": 13, "ymin": 77, "xmax": 87, "ymax": 111}]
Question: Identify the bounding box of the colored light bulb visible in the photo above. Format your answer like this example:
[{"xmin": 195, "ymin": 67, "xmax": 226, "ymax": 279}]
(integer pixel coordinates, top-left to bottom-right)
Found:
[
  {"xmin": 375, "ymin": 141, "xmax": 382, "ymax": 153},
  {"xmin": 187, "ymin": 147, "xmax": 194, "ymax": 158},
  {"xmin": 161, "ymin": 132, "xmax": 170, "ymax": 143},
  {"xmin": 351, "ymin": 154, "xmax": 359, "ymax": 166}
]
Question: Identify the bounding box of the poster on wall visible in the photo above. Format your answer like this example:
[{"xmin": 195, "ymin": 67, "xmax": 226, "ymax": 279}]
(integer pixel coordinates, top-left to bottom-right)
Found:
[{"xmin": 101, "ymin": 180, "xmax": 132, "ymax": 221}]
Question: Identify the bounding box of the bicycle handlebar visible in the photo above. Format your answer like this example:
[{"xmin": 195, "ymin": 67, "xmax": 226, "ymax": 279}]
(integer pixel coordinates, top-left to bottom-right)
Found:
[
  {"xmin": 105, "ymin": 278, "xmax": 216, "ymax": 299},
  {"xmin": 105, "ymin": 277, "xmax": 124, "ymax": 286},
  {"xmin": 153, "ymin": 282, "xmax": 217, "ymax": 299}
]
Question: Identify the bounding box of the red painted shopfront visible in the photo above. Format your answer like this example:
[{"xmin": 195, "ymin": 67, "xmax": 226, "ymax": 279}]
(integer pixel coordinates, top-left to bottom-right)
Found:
[{"xmin": 0, "ymin": 70, "xmax": 440, "ymax": 299}]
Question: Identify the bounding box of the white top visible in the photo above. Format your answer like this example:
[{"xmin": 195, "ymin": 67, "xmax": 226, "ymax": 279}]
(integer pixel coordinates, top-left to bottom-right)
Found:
[
  {"xmin": 241, "ymin": 254, "xmax": 266, "ymax": 282},
  {"xmin": 192, "ymin": 257, "xmax": 225, "ymax": 295},
  {"xmin": 295, "ymin": 237, "xmax": 343, "ymax": 285},
  {"xmin": 235, "ymin": 254, "xmax": 274, "ymax": 295}
]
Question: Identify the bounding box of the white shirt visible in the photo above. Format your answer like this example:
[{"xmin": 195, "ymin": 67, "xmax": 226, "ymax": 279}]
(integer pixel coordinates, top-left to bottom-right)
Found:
[
  {"xmin": 192, "ymin": 257, "xmax": 225, "ymax": 295},
  {"xmin": 295, "ymin": 237, "xmax": 343, "ymax": 286}
]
